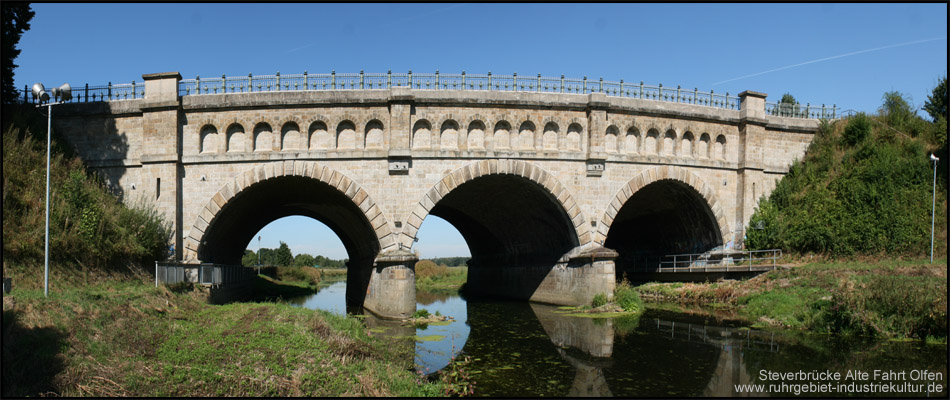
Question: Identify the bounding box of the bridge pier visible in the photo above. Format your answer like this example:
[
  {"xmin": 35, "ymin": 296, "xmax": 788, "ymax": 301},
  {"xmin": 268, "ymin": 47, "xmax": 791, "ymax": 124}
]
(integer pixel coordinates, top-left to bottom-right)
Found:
[
  {"xmin": 467, "ymin": 245, "xmax": 617, "ymax": 307},
  {"xmin": 361, "ymin": 249, "xmax": 417, "ymax": 320}
]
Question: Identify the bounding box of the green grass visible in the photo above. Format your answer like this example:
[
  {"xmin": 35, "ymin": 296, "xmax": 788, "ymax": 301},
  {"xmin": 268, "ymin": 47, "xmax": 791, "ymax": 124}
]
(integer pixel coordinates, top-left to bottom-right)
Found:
[
  {"xmin": 1, "ymin": 280, "xmax": 447, "ymax": 397},
  {"xmin": 415, "ymin": 265, "xmax": 467, "ymax": 291},
  {"xmin": 635, "ymin": 258, "xmax": 947, "ymax": 340}
]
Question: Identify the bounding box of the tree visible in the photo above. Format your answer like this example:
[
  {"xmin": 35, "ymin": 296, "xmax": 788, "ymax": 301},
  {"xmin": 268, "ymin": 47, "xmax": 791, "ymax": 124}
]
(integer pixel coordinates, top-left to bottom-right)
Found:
[
  {"xmin": 923, "ymin": 75, "xmax": 947, "ymax": 122},
  {"xmin": 242, "ymin": 249, "xmax": 257, "ymax": 267},
  {"xmin": 1, "ymin": 3, "xmax": 34, "ymax": 104},
  {"xmin": 275, "ymin": 241, "xmax": 293, "ymax": 266},
  {"xmin": 779, "ymin": 93, "xmax": 798, "ymax": 105},
  {"xmin": 293, "ymin": 253, "xmax": 315, "ymax": 267},
  {"xmin": 777, "ymin": 92, "xmax": 801, "ymax": 117}
]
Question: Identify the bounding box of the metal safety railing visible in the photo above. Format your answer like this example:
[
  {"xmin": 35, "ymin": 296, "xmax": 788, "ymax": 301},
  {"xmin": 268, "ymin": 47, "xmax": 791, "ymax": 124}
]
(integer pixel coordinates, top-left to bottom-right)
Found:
[
  {"xmin": 766, "ymin": 102, "xmax": 838, "ymax": 119},
  {"xmin": 154, "ymin": 261, "xmax": 256, "ymax": 287},
  {"xmin": 20, "ymin": 82, "xmax": 145, "ymax": 104},
  {"xmin": 176, "ymin": 71, "xmax": 745, "ymax": 111},
  {"xmin": 658, "ymin": 248, "xmax": 782, "ymax": 271},
  {"xmin": 18, "ymin": 72, "xmax": 840, "ymax": 120}
]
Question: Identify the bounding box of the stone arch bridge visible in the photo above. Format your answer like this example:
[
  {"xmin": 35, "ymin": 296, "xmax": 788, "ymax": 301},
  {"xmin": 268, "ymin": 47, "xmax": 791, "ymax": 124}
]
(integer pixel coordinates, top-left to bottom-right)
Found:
[{"xmin": 51, "ymin": 71, "xmax": 820, "ymax": 319}]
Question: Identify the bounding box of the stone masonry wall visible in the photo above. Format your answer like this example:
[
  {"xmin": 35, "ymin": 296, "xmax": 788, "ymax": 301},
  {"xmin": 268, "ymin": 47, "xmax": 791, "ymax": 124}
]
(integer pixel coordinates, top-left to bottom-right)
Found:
[{"xmin": 51, "ymin": 79, "xmax": 820, "ymax": 262}]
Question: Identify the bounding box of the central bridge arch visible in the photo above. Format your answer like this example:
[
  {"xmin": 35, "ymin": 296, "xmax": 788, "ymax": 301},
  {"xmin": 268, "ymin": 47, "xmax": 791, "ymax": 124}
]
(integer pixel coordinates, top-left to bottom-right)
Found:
[
  {"xmin": 183, "ymin": 161, "xmax": 396, "ymax": 312},
  {"xmin": 403, "ymin": 160, "xmax": 605, "ymax": 303}
]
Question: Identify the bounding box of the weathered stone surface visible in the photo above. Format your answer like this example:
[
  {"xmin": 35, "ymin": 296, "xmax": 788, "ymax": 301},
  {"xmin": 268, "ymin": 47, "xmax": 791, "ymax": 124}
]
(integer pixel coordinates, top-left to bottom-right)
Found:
[{"xmin": 54, "ymin": 71, "xmax": 820, "ymax": 318}]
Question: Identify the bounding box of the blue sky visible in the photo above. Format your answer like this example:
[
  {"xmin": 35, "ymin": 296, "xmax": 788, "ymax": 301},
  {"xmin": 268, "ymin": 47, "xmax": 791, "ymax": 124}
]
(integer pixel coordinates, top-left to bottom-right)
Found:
[{"xmin": 14, "ymin": 3, "xmax": 947, "ymax": 260}]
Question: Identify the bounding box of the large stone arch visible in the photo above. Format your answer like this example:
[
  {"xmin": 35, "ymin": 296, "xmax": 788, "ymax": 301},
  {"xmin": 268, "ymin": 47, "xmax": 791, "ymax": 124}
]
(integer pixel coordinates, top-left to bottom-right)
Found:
[
  {"xmin": 182, "ymin": 160, "xmax": 395, "ymax": 262},
  {"xmin": 401, "ymin": 160, "xmax": 591, "ymax": 251},
  {"xmin": 596, "ymin": 166, "xmax": 730, "ymax": 246}
]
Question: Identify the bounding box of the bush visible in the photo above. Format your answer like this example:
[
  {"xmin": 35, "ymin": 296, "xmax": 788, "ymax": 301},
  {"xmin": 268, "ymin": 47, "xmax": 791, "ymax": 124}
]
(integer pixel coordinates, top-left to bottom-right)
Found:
[
  {"xmin": 745, "ymin": 91, "xmax": 946, "ymax": 258},
  {"xmin": 412, "ymin": 309, "xmax": 430, "ymax": 319},
  {"xmin": 3, "ymin": 119, "xmax": 171, "ymax": 276},
  {"xmin": 842, "ymin": 112, "xmax": 871, "ymax": 145},
  {"xmin": 591, "ymin": 293, "xmax": 608, "ymax": 308},
  {"xmin": 414, "ymin": 260, "xmax": 447, "ymax": 279},
  {"xmin": 614, "ymin": 280, "xmax": 644, "ymax": 313},
  {"xmin": 274, "ymin": 266, "xmax": 321, "ymax": 286}
]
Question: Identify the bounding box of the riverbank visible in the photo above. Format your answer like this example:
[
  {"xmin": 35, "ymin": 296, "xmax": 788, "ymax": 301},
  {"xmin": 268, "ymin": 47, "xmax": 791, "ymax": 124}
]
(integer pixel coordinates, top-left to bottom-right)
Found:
[
  {"xmin": 1, "ymin": 278, "xmax": 446, "ymax": 397},
  {"xmin": 634, "ymin": 258, "xmax": 947, "ymax": 341},
  {"xmin": 416, "ymin": 264, "xmax": 467, "ymax": 291}
]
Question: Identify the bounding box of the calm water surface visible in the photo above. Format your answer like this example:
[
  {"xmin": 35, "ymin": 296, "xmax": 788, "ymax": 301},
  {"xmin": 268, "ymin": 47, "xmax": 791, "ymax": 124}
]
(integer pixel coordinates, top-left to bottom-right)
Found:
[{"xmin": 290, "ymin": 278, "xmax": 948, "ymax": 397}]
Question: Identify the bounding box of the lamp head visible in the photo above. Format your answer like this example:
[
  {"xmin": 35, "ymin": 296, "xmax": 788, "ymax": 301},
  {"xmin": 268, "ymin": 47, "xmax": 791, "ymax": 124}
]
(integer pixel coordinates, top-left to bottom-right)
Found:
[
  {"xmin": 51, "ymin": 83, "xmax": 72, "ymax": 102},
  {"xmin": 31, "ymin": 83, "xmax": 49, "ymax": 102},
  {"xmin": 931, "ymin": 153, "xmax": 940, "ymax": 162}
]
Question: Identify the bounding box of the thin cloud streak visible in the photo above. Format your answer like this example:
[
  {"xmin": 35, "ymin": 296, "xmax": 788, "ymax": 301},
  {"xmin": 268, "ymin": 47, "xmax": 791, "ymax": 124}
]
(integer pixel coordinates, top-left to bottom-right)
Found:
[{"xmin": 712, "ymin": 37, "xmax": 947, "ymax": 86}]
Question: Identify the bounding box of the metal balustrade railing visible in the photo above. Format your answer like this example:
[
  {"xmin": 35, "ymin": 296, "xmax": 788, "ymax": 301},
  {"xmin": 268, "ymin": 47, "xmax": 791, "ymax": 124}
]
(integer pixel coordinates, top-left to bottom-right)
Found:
[
  {"xmin": 659, "ymin": 249, "xmax": 782, "ymax": 271},
  {"xmin": 175, "ymin": 71, "xmax": 746, "ymax": 110},
  {"xmin": 21, "ymin": 82, "xmax": 145, "ymax": 104},
  {"xmin": 766, "ymin": 102, "xmax": 838, "ymax": 119},
  {"xmin": 19, "ymin": 72, "xmax": 838, "ymax": 119},
  {"xmin": 154, "ymin": 261, "xmax": 256, "ymax": 287}
]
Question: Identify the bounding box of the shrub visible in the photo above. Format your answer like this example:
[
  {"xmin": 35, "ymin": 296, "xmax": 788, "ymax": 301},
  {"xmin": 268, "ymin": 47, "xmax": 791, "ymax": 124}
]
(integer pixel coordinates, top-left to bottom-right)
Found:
[
  {"xmin": 842, "ymin": 112, "xmax": 871, "ymax": 145},
  {"xmin": 275, "ymin": 266, "xmax": 321, "ymax": 286},
  {"xmin": 412, "ymin": 309, "xmax": 430, "ymax": 319},
  {"xmin": 614, "ymin": 280, "xmax": 644, "ymax": 313},
  {"xmin": 591, "ymin": 293, "xmax": 608, "ymax": 308},
  {"xmin": 414, "ymin": 260, "xmax": 447, "ymax": 279}
]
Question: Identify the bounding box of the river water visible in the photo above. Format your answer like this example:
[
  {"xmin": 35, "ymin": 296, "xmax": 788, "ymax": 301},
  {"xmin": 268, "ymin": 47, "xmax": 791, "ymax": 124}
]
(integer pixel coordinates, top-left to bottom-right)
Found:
[{"xmin": 289, "ymin": 277, "xmax": 948, "ymax": 397}]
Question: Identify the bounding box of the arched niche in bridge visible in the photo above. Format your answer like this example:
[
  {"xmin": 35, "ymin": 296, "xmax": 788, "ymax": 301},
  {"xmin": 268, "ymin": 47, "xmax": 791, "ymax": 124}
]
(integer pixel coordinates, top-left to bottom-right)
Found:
[
  {"xmin": 253, "ymin": 122, "xmax": 273, "ymax": 152},
  {"xmin": 309, "ymin": 121, "xmax": 330, "ymax": 150},
  {"xmin": 518, "ymin": 121, "xmax": 536, "ymax": 151},
  {"xmin": 281, "ymin": 121, "xmax": 306, "ymax": 151},
  {"xmin": 226, "ymin": 123, "xmax": 246, "ymax": 153},
  {"xmin": 184, "ymin": 161, "xmax": 395, "ymax": 267},
  {"xmin": 402, "ymin": 160, "xmax": 591, "ymax": 269},
  {"xmin": 645, "ymin": 129, "xmax": 659, "ymax": 155},
  {"xmin": 200, "ymin": 124, "xmax": 219, "ymax": 154},
  {"xmin": 714, "ymin": 134, "xmax": 727, "ymax": 160},
  {"xmin": 597, "ymin": 166, "xmax": 729, "ymax": 275},
  {"xmin": 440, "ymin": 120, "xmax": 459, "ymax": 150},
  {"xmin": 467, "ymin": 120, "xmax": 486, "ymax": 150},
  {"xmin": 566, "ymin": 123, "xmax": 583, "ymax": 152},
  {"xmin": 697, "ymin": 133, "xmax": 711, "ymax": 159},
  {"xmin": 623, "ymin": 127, "xmax": 640, "ymax": 155},
  {"xmin": 605, "ymin": 125, "xmax": 619, "ymax": 154},
  {"xmin": 492, "ymin": 120, "xmax": 511, "ymax": 150},
  {"xmin": 661, "ymin": 129, "xmax": 677, "ymax": 157},
  {"xmin": 681, "ymin": 131, "xmax": 695, "ymax": 157},
  {"xmin": 364, "ymin": 119, "xmax": 384, "ymax": 150},
  {"xmin": 336, "ymin": 120, "xmax": 358, "ymax": 150},
  {"xmin": 412, "ymin": 119, "xmax": 432, "ymax": 149},
  {"xmin": 542, "ymin": 122, "xmax": 559, "ymax": 151}
]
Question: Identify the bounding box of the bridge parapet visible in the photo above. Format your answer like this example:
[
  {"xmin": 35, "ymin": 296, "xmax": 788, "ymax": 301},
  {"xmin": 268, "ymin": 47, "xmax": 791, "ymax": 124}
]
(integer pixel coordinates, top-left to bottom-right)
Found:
[{"xmin": 26, "ymin": 71, "xmax": 838, "ymax": 121}]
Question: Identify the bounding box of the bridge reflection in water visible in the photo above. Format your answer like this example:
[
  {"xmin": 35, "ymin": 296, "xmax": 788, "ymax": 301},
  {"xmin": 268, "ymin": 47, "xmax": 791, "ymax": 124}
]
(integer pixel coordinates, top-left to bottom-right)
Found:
[
  {"xmin": 442, "ymin": 300, "xmax": 773, "ymax": 397},
  {"xmin": 294, "ymin": 284, "xmax": 946, "ymax": 397}
]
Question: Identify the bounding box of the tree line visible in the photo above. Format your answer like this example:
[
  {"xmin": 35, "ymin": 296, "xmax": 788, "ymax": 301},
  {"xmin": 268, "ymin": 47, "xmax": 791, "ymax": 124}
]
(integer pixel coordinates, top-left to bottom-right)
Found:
[{"xmin": 241, "ymin": 241, "xmax": 347, "ymax": 268}]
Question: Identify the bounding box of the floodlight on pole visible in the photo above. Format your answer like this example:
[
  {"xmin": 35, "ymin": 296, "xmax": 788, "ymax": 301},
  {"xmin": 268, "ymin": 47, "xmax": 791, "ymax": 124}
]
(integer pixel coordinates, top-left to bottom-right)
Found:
[
  {"xmin": 32, "ymin": 82, "xmax": 72, "ymax": 297},
  {"xmin": 930, "ymin": 153, "xmax": 939, "ymax": 264}
]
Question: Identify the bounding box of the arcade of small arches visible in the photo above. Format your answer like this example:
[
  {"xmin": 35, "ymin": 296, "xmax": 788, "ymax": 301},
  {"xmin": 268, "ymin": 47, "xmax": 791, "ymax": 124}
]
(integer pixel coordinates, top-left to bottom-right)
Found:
[{"xmin": 196, "ymin": 118, "xmax": 729, "ymax": 160}]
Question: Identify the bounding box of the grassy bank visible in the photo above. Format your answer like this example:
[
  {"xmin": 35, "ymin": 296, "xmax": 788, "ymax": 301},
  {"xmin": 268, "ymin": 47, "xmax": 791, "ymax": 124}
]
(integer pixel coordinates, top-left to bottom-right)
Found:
[
  {"xmin": 1, "ymin": 279, "xmax": 446, "ymax": 397},
  {"xmin": 415, "ymin": 261, "xmax": 467, "ymax": 291},
  {"xmin": 635, "ymin": 258, "xmax": 947, "ymax": 341}
]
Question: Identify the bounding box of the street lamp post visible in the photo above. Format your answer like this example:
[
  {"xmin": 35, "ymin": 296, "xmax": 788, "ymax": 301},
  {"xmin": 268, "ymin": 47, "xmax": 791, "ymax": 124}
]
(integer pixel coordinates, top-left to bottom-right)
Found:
[
  {"xmin": 930, "ymin": 153, "xmax": 940, "ymax": 264},
  {"xmin": 258, "ymin": 235, "xmax": 262, "ymax": 274},
  {"xmin": 31, "ymin": 83, "xmax": 72, "ymax": 297}
]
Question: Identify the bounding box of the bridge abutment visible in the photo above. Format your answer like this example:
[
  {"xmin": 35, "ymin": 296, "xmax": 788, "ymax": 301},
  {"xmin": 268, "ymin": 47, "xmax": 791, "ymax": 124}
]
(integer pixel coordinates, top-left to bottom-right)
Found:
[
  {"xmin": 467, "ymin": 246, "xmax": 617, "ymax": 307},
  {"xmin": 361, "ymin": 249, "xmax": 417, "ymax": 320}
]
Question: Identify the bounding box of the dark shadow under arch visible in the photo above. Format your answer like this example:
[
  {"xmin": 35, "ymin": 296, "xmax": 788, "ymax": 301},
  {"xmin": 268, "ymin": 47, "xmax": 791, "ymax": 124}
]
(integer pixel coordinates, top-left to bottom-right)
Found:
[{"xmin": 605, "ymin": 179, "xmax": 723, "ymax": 275}]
